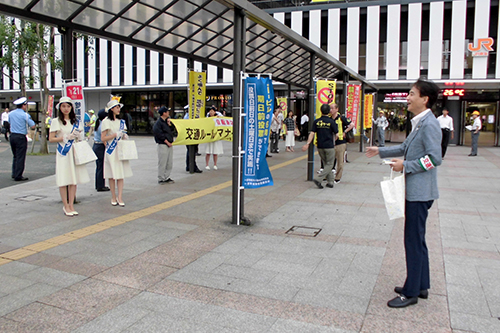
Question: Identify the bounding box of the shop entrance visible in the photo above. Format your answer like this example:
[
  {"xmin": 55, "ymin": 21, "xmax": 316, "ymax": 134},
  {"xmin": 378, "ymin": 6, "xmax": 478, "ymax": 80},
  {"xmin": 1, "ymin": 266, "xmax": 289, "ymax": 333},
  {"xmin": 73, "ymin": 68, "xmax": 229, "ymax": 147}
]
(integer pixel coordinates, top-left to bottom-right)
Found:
[{"xmin": 462, "ymin": 101, "xmax": 498, "ymax": 147}]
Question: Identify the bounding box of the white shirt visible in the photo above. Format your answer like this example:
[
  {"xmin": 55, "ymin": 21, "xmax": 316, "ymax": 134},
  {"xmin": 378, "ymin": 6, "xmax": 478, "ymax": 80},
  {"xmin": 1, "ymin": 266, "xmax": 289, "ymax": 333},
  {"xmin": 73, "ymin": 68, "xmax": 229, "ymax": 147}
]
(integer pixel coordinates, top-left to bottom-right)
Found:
[
  {"xmin": 1, "ymin": 111, "xmax": 9, "ymax": 123},
  {"xmin": 472, "ymin": 117, "xmax": 482, "ymax": 131},
  {"xmin": 410, "ymin": 109, "xmax": 432, "ymax": 133},
  {"xmin": 300, "ymin": 114, "xmax": 309, "ymax": 125},
  {"xmin": 437, "ymin": 114, "xmax": 454, "ymax": 131}
]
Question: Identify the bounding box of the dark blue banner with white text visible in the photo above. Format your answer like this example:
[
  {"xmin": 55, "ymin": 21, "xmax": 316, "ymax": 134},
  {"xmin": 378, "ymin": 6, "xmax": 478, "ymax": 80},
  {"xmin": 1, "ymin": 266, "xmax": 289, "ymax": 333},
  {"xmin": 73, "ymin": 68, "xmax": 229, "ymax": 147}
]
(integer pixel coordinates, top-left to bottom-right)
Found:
[{"xmin": 242, "ymin": 76, "xmax": 274, "ymax": 188}]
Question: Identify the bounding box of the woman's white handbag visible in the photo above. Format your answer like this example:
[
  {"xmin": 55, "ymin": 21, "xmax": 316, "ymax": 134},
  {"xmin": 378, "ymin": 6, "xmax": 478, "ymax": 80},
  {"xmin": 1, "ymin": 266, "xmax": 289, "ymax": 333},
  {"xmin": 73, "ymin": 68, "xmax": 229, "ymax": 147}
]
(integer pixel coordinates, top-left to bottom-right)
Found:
[
  {"xmin": 73, "ymin": 141, "xmax": 97, "ymax": 165},
  {"xmin": 117, "ymin": 140, "xmax": 138, "ymax": 160},
  {"xmin": 380, "ymin": 168, "xmax": 405, "ymax": 220}
]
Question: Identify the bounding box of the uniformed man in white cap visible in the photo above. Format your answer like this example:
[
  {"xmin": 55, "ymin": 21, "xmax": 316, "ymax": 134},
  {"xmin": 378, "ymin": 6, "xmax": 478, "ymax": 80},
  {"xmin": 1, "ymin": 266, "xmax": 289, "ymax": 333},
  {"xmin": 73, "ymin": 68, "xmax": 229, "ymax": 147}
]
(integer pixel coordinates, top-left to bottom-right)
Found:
[{"xmin": 9, "ymin": 97, "xmax": 36, "ymax": 181}]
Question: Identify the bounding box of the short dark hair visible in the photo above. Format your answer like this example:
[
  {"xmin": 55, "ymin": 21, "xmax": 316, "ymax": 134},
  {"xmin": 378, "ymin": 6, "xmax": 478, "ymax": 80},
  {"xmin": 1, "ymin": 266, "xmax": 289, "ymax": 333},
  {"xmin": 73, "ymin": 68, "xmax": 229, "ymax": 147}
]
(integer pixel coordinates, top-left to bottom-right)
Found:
[
  {"xmin": 320, "ymin": 104, "xmax": 330, "ymax": 115},
  {"xmin": 412, "ymin": 79, "xmax": 439, "ymax": 109}
]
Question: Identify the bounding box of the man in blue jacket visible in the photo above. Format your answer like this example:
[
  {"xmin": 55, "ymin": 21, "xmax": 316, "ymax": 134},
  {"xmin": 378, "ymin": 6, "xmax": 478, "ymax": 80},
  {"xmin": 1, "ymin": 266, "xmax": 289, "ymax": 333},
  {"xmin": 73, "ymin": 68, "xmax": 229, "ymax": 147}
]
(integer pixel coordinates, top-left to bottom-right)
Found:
[
  {"xmin": 9, "ymin": 97, "xmax": 36, "ymax": 181},
  {"xmin": 366, "ymin": 79, "xmax": 442, "ymax": 308},
  {"xmin": 153, "ymin": 107, "xmax": 175, "ymax": 184}
]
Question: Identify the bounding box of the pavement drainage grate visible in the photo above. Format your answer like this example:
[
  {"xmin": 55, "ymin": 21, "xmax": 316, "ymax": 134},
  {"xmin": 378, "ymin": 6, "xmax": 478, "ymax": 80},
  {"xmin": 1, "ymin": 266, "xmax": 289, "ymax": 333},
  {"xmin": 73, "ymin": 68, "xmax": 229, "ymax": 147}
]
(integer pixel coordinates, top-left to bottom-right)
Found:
[
  {"xmin": 286, "ymin": 226, "xmax": 322, "ymax": 237},
  {"xmin": 15, "ymin": 195, "xmax": 46, "ymax": 202}
]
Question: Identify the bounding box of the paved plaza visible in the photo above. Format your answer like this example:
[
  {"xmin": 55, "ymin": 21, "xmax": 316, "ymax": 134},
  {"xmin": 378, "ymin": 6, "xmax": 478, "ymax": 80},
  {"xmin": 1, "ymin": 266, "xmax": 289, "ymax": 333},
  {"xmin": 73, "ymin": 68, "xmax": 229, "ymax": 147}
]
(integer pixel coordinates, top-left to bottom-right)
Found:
[{"xmin": 0, "ymin": 137, "xmax": 499, "ymax": 332}]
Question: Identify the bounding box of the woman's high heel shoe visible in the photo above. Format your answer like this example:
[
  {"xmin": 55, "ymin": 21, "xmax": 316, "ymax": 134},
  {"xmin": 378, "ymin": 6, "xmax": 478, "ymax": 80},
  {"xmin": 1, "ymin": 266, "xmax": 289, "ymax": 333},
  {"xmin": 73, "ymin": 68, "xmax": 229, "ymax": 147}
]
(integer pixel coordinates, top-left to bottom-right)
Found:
[
  {"xmin": 63, "ymin": 207, "xmax": 74, "ymax": 217},
  {"xmin": 111, "ymin": 200, "xmax": 118, "ymax": 206}
]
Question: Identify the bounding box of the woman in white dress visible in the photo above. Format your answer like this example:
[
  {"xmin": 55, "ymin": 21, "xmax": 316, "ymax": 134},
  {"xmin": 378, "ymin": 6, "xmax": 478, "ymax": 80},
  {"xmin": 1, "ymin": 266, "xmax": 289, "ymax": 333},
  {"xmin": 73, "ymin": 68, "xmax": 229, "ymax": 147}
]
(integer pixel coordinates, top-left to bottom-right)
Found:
[
  {"xmin": 101, "ymin": 100, "xmax": 133, "ymax": 207},
  {"xmin": 49, "ymin": 97, "xmax": 90, "ymax": 217},
  {"xmin": 205, "ymin": 108, "xmax": 223, "ymax": 170}
]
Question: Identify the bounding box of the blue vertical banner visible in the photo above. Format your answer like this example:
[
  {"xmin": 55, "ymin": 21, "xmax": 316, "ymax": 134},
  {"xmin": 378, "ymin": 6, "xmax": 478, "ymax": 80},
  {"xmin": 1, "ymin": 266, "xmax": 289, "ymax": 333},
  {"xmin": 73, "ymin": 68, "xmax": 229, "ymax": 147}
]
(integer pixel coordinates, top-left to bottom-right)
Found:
[{"xmin": 242, "ymin": 76, "xmax": 274, "ymax": 188}]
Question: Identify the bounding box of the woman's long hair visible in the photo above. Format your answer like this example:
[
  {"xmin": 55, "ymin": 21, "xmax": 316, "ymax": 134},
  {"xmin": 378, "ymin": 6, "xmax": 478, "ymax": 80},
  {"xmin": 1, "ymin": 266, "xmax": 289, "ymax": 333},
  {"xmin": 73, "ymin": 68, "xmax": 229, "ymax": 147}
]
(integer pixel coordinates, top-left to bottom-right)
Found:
[{"xmin": 57, "ymin": 103, "xmax": 76, "ymax": 126}]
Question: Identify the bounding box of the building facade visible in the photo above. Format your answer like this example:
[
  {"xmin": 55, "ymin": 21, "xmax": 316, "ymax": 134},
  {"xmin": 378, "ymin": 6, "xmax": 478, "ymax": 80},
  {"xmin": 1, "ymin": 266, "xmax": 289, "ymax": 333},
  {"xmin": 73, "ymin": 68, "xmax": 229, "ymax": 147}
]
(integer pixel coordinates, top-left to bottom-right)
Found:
[{"xmin": 1, "ymin": 0, "xmax": 499, "ymax": 145}]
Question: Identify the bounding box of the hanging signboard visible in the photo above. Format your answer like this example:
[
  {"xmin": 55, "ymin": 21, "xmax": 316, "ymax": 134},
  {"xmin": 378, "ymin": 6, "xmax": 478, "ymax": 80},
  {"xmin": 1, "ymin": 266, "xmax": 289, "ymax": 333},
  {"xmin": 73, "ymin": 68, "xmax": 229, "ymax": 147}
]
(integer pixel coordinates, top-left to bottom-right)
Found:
[
  {"xmin": 188, "ymin": 71, "xmax": 206, "ymax": 119},
  {"xmin": 364, "ymin": 94, "xmax": 373, "ymax": 129},
  {"xmin": 170, "ymin": 117, "xmax": 233, "ymax": 145},
  {"xmin": 62, "ymin": 80, "xmax": 85, "ymax": 130},
  {"xmin": 315, "ymin": 80, "xmax": 336, "ymax": 119},
  {"xmin": 242, "ymin": 76, "xmax": 274, "ymax": 189},
  {"xmin": 47, "ymin": 95, "xmax": 54, "ymax": 118},
  {"xmin": 346, "ymin": 84, "xmax": 361, "ymax": 129}
]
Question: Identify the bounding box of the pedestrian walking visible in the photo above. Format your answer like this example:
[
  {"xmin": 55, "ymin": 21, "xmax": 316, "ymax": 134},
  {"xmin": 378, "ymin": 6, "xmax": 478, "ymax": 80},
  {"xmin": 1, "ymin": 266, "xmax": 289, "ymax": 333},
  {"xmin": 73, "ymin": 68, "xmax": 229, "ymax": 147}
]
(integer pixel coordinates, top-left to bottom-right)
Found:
[
  {"xmin": 284, "ymin": 111, "xmax": 296, "ymax": 152},
  {"xmin": 366, "ymin": 79, "xmax": 442, "ymax": 308},
  {"xmin": 2, "ymin": 107, "xmax": 10, "ymax": 142},
  {"xmin": 436, "ymin": 107, "xmax": 454, "ymax": 158},
  {"xmin": 302, "ymin": 104, "xmax": 338, "ymax": 189},
  {"xmin": 331, "ymin": 104, "xmax": 354, "ymax": 184},
  {"xmin": 153, "ymin": 106, "xmax": 175, "ymax": 183},
  {"xmin": 48, "ymin": 97, "xmax": 89, "ymax": 217},
  {"xmin": 8, "ymin": 97, "xmax": 35, "ymax": 181},
  {"xmin": 373, "ymin": 111, "xmax": 389, "ymax": 147}
]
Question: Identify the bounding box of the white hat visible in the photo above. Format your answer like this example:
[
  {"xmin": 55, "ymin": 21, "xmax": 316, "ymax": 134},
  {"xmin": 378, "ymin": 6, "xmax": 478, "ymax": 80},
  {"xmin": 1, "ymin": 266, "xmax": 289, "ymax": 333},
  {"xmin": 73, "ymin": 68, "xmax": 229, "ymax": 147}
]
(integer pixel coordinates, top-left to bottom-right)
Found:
[
  {"xmin": 56, "ymin": 96, "xmax": 75, "ymax": 110},
  {"xmin": 105, "ymin": 100, "xmax": 123, "ymax": 112},
  {"xmin": 13, "ymin": 97, "xmax": 27, "ymax": 106}
]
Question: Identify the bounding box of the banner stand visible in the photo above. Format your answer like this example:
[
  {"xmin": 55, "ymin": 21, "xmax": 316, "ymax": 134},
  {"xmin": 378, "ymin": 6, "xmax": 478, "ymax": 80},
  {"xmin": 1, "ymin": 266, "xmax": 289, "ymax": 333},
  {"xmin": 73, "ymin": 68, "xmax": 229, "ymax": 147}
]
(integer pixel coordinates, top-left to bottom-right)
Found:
[{"xmin": 236, "ymin": 72, "xmax": 274, "ymax": 226}]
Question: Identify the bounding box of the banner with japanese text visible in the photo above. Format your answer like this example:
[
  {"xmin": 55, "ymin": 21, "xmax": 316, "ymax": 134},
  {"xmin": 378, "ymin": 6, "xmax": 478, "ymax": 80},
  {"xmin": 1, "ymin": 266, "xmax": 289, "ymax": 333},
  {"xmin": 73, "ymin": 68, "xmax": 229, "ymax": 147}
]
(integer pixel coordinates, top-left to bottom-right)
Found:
[
  {"xmin": 243, "ymin": 76, "xmax": 274, "ymax": 189},
  {"xmin": 47, "ymin": 95, "xmax": 54, "ymax": 118},
  {"xmin": 315, "ymin": 80, "xmax": 336, "ymax": 119},
  {"xmin": 364, "ymin": 94, "xmax": 373, "ymax": 129},
  {"xmin": 188, "ymin": 71, "xmax": 206, "ymax": 119},
  {"xmin": 62, "ymin": 80, "xmax": 85, "ymax": 131},
  {"xmin": 276, "ymin": 97, "xmax": 287, "ymax": 133},
  {"xmin": 346, "ymin": 84, "xmax": 361, "ymax": 131},
  {"xmin": 170, "ymin": 117, "xmax": 232, "ymax": 145}
]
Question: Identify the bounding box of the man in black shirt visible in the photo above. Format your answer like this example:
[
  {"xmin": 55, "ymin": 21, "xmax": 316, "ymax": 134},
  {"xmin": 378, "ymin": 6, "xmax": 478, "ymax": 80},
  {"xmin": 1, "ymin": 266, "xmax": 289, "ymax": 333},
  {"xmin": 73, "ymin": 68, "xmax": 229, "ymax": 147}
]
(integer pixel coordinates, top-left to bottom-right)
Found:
[
  {"xmin": 302, "ymin": 104, "xmax": 338, "ymax": 189},
  {"xmin": 153, "ymin": 107, "xmax": 175, "ymax": 184}
]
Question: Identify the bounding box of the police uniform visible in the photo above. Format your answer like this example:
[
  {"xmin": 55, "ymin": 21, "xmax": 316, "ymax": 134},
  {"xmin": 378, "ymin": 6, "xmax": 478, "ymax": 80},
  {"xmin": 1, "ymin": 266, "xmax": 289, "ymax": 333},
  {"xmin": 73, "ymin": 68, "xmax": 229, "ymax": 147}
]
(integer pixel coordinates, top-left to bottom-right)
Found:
[{"xmin": 9, "ymin": 97, "xmax": 35, "ymax": 181}]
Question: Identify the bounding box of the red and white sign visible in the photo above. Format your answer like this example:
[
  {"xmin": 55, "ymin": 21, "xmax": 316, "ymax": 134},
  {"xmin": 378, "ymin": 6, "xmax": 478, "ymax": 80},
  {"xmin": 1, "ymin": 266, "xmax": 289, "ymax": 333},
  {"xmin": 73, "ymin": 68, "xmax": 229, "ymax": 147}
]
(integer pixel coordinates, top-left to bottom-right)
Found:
[
  {"xmin": 47, "ymin": 95, "xmax": 54, "ymax": 118},
  {"xmin": 63, "ymin": 80, "xmax": 85, "ymax": 130}
]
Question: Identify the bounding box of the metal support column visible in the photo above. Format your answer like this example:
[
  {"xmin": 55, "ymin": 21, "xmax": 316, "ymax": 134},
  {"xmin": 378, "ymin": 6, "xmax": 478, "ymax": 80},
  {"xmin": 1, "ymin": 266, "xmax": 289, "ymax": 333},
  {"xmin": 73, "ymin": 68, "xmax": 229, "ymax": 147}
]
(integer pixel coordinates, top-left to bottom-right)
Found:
[
  {"xmin": 359, "ymin": 83, "xmax": 366, "ymax": 152},
  {"xmin": 342, "ymin": 72, "xmax": 349, "ymax": 113},
  {"xmin": 187, "ymin": 59, "xmax": 195, "ymax": 174},
  {"xmin": 61, "ymin": 27, "xmax": 74, "ymax": 81},
  {"xmin": 232, "ymin": 8, "xmax": 247, "ymax": 225},
  {"xmin": 307, "ymin": 53, "xmax": 316, "ymax": 181}
]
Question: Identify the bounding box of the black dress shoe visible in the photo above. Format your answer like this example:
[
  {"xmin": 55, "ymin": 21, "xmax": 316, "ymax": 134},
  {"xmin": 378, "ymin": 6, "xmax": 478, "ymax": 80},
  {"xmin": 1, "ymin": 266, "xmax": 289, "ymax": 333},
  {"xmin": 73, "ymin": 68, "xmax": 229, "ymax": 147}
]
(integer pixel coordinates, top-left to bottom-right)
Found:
[
  {"xmin": 387, "ymin": 294, "xmax": 418, "ymax": 308},
  {"xmin": 194, "ymin": 169, "xmax": 203, "ymax": 173},
  {"xmin": 394, "ymin": 287, "xmax": 428, "ymax": 299},
  {"xmin": 14, "ymin": 177, "xmax": 29, "ymax": 181},
  {"xmin": 195, "ymin": 153, "xmax": 201, "ymax": 156},
  {"xmin": 313, "ymin": 179, "xmax": 324, "ymax": 189},
  {"xmin": 266, "ymin": 153, "xmax": 272, "ymax": 158},
  {"xmin": 468, "ymin": 154, "xmax": 477, "ymax": 156},
  {"xmin": 97, "ymin": 187, "xmax": 110, "ymax": 192},
  {"xmin": 326, "ymin": 183, "xmax": 334, "ymax": 188}
]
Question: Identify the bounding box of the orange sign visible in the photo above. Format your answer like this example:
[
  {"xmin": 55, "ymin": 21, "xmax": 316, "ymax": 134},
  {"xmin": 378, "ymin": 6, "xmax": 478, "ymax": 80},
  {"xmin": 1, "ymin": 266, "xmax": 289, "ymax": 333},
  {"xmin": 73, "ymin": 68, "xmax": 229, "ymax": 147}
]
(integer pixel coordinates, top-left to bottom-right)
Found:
[{"xmin": 468, "ymin": 37, "xmax": 494, "ymax": 56}]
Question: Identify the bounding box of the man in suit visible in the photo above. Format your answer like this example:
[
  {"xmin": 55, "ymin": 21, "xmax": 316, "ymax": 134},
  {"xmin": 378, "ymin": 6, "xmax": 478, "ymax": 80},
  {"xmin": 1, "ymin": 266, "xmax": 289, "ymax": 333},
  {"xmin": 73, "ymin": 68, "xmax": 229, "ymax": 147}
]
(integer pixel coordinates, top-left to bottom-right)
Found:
[{"xmin": 366, "ymin": 79, "xmax": 441, "ymax": 308}]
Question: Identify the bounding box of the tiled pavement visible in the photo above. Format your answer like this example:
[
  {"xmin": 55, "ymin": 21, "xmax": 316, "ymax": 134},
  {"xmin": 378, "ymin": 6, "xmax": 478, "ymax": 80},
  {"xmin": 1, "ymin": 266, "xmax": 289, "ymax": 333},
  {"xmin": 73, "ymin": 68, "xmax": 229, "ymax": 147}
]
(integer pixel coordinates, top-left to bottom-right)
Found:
[{"xmin": 0, "ymin": 137, "xmax": 499, "ymax": 332}]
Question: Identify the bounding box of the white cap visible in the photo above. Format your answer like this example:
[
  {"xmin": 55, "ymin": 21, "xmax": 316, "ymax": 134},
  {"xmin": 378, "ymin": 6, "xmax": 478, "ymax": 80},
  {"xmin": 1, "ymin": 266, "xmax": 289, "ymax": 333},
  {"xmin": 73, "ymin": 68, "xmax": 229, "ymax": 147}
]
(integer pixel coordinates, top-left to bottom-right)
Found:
[
  {"xmin": 13, "ymin": 97, "xmax": 27, "ymax": 105},
  {"xmin": 56, "ymin": 96, "xmax": 75, "ymax": 110},
  {"xmin": 105, "ymin": 100, "xmax": 123, "ymax": 112}
]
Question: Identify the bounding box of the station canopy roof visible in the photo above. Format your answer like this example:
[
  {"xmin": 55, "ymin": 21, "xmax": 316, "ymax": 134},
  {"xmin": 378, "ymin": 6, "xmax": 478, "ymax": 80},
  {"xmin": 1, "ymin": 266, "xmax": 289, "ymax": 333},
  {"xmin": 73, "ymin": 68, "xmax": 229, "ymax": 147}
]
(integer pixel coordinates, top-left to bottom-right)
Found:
[{"xmin": 0, "ymin": 0, "xmax": 376, "ymax": 90}]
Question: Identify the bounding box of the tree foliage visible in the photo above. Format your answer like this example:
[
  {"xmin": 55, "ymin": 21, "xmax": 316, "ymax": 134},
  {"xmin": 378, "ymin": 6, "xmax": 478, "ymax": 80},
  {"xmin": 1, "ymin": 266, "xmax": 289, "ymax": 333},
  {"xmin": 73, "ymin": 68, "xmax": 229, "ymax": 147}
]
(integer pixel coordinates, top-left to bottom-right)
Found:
[{"xmin": 0, "ymin": 15, "xmax": 63, "ymax": 154}]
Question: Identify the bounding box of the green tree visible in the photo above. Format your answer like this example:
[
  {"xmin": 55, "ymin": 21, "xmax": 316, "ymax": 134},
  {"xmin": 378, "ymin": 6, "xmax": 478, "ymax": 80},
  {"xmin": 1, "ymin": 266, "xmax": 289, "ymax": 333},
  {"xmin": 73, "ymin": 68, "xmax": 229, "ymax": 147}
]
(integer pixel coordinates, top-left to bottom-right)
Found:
[{"xmin": 0, "ymin": 15, "xmax": 62, "ymax": 154}]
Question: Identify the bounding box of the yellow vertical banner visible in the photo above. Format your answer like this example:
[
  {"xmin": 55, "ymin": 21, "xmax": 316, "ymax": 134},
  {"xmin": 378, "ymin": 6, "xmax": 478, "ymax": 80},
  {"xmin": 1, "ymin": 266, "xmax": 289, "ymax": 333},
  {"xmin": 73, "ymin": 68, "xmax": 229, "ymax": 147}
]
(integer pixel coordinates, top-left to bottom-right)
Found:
[
  {"xmin": 188, "ymin": 71, "xmax": 206, "ymax": 119},
  {"xmin": 315, "ymin": 80, "xmax": 336, "ymax": 119},
  {"xmin": 364, "ymin": 94, "xmax": 373, "ymax": 129},
  {"xmin": 276, "ymin": 97, "xmax": 288, "ymax": 132}
]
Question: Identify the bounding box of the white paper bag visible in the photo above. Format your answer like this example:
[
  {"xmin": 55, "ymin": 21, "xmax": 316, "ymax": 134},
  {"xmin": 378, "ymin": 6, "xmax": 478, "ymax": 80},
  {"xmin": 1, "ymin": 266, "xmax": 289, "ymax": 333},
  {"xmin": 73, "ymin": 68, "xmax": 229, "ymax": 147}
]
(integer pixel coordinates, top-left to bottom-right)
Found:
[
  {"xmin": 117, "ymin": 140, "xmax": 138, "ymax": 160},
  {"xmin": 380, "ymin": 168, "xmax": 405, "ymax": 220},
  {"xmin": 73, "ymin": 141, "xmax": 97, "ymax": 165}
]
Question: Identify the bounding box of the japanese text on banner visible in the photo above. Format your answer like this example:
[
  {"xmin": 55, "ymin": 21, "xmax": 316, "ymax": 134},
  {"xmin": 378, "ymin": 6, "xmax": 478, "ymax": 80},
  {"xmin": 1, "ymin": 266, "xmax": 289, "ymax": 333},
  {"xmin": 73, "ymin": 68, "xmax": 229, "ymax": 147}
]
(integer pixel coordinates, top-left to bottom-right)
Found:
[
  {"xmin": 364, "ymin": 94, "xmax": 373, "ymax": 129},
  {"xmin": 243, "ymin": 77, "xmax": 274, "ymax": 189},
  {"xmin": 63, "ymin": 81, "xmax": 85, "ymax": 130},
  {"xmin": 170, "ymin": 117, "xmax": 233, "ymax": 145},
  {"xmin": 346, "ymin": 84, "xmax": 361, "ymax": 130},
  {"xmin": 188, "ymin": 71, "xmax": 206, "ymax": 119}
]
